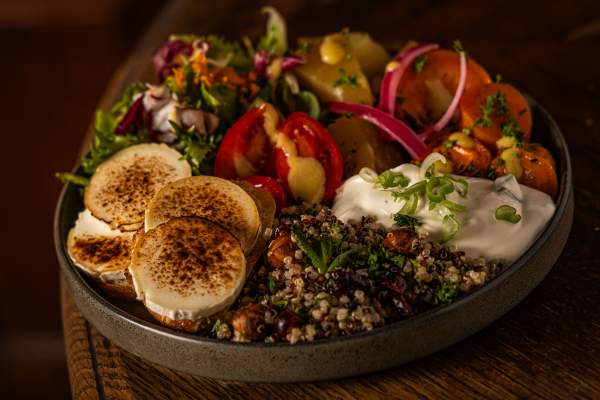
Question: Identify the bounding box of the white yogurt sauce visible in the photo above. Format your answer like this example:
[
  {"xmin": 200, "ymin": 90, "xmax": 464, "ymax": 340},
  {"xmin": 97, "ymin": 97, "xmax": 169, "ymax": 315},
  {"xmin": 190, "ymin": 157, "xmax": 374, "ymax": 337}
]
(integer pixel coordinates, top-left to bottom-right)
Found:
[{"xmin": 332, "ymin": 163, "xmax": 555, "ymax": 263}]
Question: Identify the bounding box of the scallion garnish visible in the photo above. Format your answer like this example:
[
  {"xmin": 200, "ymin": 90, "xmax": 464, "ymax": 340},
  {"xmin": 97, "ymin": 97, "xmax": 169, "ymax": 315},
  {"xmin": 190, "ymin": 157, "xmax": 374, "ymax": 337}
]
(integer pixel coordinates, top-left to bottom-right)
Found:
[{"xmin": 495, "ymin": 205, "xmax": 522, "ymax": 224}]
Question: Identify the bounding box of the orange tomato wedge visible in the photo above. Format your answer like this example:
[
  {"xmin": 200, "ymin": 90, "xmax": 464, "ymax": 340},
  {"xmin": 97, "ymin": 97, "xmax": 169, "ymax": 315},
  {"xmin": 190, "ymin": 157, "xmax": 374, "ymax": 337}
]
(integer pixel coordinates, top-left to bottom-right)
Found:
[
  {"xmin": 520, "ymin": 144, "xmax": 558, "ymax": 198},
  {"xmin": 396, "ymin": 50, "xmax": 491, "ymax": 128},
  {"xmin": 490, "ymin": 145, "xmax": 558, "ymax": 198},
  {"xmin": 432, "ymin": 135, "xmax": 492, "ymax": 177},
  {"xmin": 460, "ymin": 83, "xmax": 532, "ymax": 150}
]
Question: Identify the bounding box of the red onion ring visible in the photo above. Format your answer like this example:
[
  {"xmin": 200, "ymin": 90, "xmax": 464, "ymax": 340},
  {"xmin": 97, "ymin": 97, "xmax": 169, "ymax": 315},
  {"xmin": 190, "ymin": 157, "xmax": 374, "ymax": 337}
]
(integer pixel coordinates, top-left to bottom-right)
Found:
[
  {"xmin": 328, "ymin": 101, "xmax": 429, "ymax": 159},
  {"xmin": 253, "ymin": 50, "xmax": 269, "ymax": 78},
  {"xmin": 378, "ymin": 43, "xmax": 439, "ymax": 115},
  {"xmin": 419, "ymin": 51, "xmax": 467, "ymax": 141}
]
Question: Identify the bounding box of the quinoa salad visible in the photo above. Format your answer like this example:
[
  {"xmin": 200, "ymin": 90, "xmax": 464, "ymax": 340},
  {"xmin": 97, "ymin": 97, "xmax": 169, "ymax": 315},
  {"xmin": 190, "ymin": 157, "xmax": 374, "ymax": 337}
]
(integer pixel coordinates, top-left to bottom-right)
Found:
[{"xmin": 213, "ymin": 204, "xmax": 502, "ymax": 343}]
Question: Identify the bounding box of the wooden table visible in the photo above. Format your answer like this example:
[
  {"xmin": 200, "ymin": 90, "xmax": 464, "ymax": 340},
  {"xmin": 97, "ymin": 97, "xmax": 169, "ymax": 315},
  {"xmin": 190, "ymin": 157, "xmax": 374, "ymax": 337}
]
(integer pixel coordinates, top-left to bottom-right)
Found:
[{"xmin": 60, "ymin": 0, "xmax": 600, "ymax": 398}]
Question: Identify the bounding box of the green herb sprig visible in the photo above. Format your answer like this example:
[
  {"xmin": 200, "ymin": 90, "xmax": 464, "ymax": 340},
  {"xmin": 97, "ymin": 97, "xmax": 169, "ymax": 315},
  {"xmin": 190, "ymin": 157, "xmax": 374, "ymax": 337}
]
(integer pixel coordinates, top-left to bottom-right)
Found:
[{"xmin": 333, "ymin": 68, "xmax": 359, "ymax": 88}]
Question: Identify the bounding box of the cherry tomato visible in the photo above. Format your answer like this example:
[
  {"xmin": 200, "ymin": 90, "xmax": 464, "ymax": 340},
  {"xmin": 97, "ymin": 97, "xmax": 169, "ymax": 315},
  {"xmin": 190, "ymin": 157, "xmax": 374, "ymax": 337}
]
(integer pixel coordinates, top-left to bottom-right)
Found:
[
  {"xmin": 460, "ymin": 83, "xmax": 532, "ymax": 150},
  {"xmin": 490, "ymin": 144, "xmax": 557, "ymax": 198},
  {"xmin": 396, "ymin": 49, "xmax": 491, "ymax": 128},
  {"xmin": 432, "ymin": 134, "xmax": 492, "ymax": 177},
  {"xmin": 214, "ymin": 104, "xmax": 279, "ymax": 179},
  {"xmin": 520, "ymin": 149, "xmax": 558, "ymax": 198},
  {"xmin": 242, "ymin": 176, "xmax": 288, "ymax": 212},
  {"xmin": 274, "ymin": 112, "xmax": 343, "ymax": 203}
]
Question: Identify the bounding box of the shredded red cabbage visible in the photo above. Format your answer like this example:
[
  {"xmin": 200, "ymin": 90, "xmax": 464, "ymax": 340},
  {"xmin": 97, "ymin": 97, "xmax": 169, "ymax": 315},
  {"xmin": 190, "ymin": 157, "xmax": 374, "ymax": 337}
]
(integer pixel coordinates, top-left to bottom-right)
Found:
[
  {"xmin": 152, "ymin": 40, "xmax": 193, "ymax": 82},
  {"xmin": 328, "ymin": 102, "xmax": 429, "ymax": 159},
  {"xmin": 281, "ymin": 56, "xmax": 305, "ymax": 73},
  {"xmin": 115, "ymin": 96, "xmax": 146, "ymax": 135},
  {"xmin": 253, "ymin": 50, "xmax": 269, "ymax": 78},
  {"xmin": 254, "ymin": 51, "xmax": 304, "ymax": 79}
]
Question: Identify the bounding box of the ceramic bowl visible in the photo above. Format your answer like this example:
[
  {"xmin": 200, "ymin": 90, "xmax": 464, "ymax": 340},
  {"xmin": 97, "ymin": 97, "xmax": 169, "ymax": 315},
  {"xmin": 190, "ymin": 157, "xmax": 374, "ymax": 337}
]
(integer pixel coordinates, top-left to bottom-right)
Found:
[{"xmin": 54, "ymin": 96, "xmax": 573, "ymax": 382}]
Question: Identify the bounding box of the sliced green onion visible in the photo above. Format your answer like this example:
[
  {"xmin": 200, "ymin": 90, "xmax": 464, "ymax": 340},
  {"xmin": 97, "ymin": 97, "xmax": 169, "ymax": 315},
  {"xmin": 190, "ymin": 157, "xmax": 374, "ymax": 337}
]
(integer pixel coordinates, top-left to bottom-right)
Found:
[
  {"xmin": 376, "ymin": 169, "xmax": 410, "ymax": 189},
  {"xmin": 495, "ymin": 205, "xmax": 522, "ymax": 224},
  {"xmin": 446, "ymin": 175, "xmax": 469, "ymax": 197},
  {"xmin": 419, "ymin": 151, "xmax": 447, "ymax": 179},
  {"xmin": 359, "ymin": 167, "xmax": 378, "ymax": 183},
  {"xmin": 426, "ymin": 176, "xmax": 454, "ymax": 203},
  {"xmin": 399, "ymin": 193, "xmax": 419, "ymax": 215},
  {"xmin": 441, "ymin": 199, "xmax": 466, "ymax": 213},
  {"xmin": 442, "ymin": 215, "xmax": 459, "ymax": 242},
  {"xmin": 393, "ymin": 180, "xmax": 426, "ymax": 199}
]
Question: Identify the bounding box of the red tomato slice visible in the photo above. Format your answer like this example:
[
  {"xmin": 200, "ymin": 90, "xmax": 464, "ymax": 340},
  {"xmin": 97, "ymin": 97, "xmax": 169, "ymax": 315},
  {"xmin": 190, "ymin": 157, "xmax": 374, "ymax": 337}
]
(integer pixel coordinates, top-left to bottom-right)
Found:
[
  {"xmin": 242, "ymin": 175, "xmax": 288, "ymax": 212},
  {"xmin": 214, "ymin": 104, "xmax": 279, "ymax": 179},
  {"xmin": 274, "ymin": 112, "xmax": 343, "ymax": 203}
]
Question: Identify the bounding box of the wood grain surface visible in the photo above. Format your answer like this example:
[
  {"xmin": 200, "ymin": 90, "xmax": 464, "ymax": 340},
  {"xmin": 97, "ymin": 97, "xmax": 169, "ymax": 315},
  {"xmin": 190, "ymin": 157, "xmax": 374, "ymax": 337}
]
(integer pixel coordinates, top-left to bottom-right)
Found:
[{"xmin": 61, "ymin": 0, "xmax": 600, "ymax": 398}]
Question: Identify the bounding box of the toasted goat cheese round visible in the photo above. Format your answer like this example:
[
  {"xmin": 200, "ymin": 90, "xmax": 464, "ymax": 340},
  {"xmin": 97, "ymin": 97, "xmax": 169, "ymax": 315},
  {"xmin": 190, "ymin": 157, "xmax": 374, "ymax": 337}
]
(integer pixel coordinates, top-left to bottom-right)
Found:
[
  {"xmin": 84, "ymin": 143, "xmax": 191, "ymax": 231},
  {"xmin": 144, "ymin": 176, "xmax": 261, "ymax": 253},
  {"xmin": 67, "ymin": 209, "xmax": 136, "ymax": 284},
  {"xmin": 129, "ymin": 217, "xmax": 246, "ymax": 326},
  {"xmin": 233, "ymin": 181, "xmax": 276, "ymax": 273}
]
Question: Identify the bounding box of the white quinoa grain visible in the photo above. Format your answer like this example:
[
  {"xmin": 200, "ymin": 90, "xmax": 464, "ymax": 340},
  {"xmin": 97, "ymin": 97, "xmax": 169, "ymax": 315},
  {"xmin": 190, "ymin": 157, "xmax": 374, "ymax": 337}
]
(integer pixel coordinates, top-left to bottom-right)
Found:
[
  {"xmin": 311, "ymin": 309, "xmax": 323, "ymax": 321},
  {"xmin": 336, "ymin": 308, "xmax": 349, "ymax": 321},
  {"xmin": 354, "ymin": 290, "xmax": 365, "ymax": 304},
  {"xmin": 287, "ymin": 328, "xmax": 302, "ymax": 344}
]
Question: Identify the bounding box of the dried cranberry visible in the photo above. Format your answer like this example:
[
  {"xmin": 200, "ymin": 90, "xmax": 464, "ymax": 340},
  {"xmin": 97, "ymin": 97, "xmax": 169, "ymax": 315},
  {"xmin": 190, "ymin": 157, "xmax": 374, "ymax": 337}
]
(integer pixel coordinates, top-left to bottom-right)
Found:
[
  {"xmin": 350, "ymin": 272, "xmax": 369, "ymax": 288},
  {"xmin": 382, "ymin": 275, "xmax": 407, "ymax": 294},
  {"xmin": 390, "ymin": 293, "xmax": 414, "ymax": 317},
  {"xmin": 274, "ymin": 225, "xmax": 290, "ymax": 237},
  {"xmin": 274, "ymin": 310, "xmax": 302, "ymax": 338},
  {"xmin": 328, "ymin": 270, "xmax": 351, "ymax": 294},
  {"xmin": 438, "ymin": 248, "xmax": 448, "ymax": 260}
]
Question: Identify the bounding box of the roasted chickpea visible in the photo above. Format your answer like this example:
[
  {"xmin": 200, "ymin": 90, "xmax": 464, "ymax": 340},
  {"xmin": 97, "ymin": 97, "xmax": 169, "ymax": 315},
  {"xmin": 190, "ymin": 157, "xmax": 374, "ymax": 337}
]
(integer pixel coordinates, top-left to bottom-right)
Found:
[
  {"xmin": 231, "ymin": 304, "xmax": 270, "ymax": 341},
  {"xmin": 383, "ymin": 229, "xmax": 417, "ymax": 255},
  {"xmin": 267, "ymin": 234, "xmax": 296, "ymax": 269}
]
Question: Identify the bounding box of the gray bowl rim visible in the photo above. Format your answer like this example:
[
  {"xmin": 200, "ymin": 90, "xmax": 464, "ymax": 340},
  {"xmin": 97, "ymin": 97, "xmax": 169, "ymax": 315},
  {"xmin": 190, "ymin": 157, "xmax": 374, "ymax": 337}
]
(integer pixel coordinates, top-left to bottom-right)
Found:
[{"xmin": 54, "ymin": 95, "xmax": 571, "ymax": 352}]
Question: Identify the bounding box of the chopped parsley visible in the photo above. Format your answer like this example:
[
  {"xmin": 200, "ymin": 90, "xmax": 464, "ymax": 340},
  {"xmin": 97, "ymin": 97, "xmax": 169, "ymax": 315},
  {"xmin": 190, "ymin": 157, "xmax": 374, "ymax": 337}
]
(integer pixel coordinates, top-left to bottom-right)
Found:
[
  {"xmin": 435, "ymin": 281, "xmax": 459, "ymax": 305},
  {"xmin": 413, "ymin": 55, "xmax": 427, "ymax": 73},
  {"xmin": 333, "ymin": 68, "xmax": 359, "ymax": 88},
  {"xmin": 297, "ymin": 40, "xmax": 312, "ymax": 54},
  {"xmin": 443, "ymin": 139, "xmax": 457, "ymax": 149},
  {"xmin": 495, "ymin": 74, "xmax": 502, "ymax": 83},
  {"xmin": 500, "ymin": 117, "xmax": 524, "ymax": 147},
  {"xmin": 392, "ymin": 213, "xmax": 422, "ymax": 231},
  {"xmin": 452, "ymin": 39, "xmax": 465, "ymax": 53}
]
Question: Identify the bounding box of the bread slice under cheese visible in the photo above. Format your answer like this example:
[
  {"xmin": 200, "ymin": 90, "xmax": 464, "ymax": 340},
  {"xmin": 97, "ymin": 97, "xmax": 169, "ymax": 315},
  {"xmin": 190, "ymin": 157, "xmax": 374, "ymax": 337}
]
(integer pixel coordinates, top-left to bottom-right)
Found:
[
  {"xmin": 144, "ymin": 176, "xmax": 261, "ymax": 253},
  {"xmin": 129, "ymin": 217, "xmax": 246, "ymax": 332},
  {"xmin": 84, "ymin": 143, "xmax": 191, "ymax": 231}
]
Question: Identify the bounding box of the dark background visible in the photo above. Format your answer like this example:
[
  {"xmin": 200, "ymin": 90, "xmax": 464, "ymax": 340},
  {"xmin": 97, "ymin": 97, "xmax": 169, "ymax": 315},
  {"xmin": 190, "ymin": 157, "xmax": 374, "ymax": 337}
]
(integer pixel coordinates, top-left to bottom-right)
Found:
[
  {"xmin": 0, "ymin": 1, "xmax": 164, "ymax": 398},
  {"xmin": 0, "ymin": 0, "xmax": 598, "ymax": 398}
]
